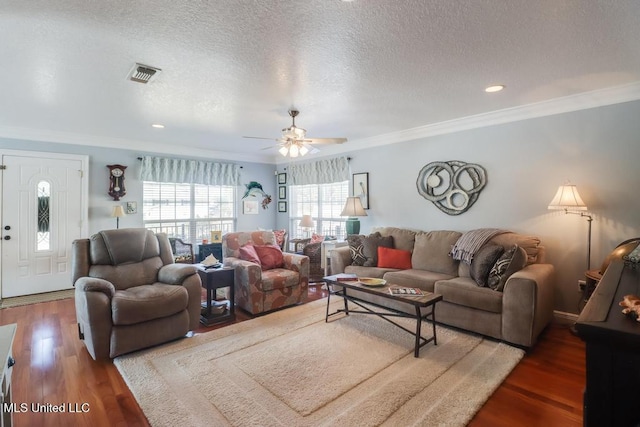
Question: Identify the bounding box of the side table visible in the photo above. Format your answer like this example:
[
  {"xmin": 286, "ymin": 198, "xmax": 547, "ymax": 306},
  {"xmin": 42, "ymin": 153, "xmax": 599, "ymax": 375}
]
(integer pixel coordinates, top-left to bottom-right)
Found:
[
  {"xmin": 0, "ymin": 324, "xmax": 16, "ymax": 427},
  {"xmin": 196, "ymin": 266, "xmax": 235, "ymax": 326}
]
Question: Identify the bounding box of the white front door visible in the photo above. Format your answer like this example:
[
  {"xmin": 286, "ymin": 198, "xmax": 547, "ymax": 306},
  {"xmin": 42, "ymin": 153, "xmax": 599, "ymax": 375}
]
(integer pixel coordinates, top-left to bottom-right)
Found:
[{"xmin": 1, "ymin": 152, "xmax": 87, "ymax": 298}]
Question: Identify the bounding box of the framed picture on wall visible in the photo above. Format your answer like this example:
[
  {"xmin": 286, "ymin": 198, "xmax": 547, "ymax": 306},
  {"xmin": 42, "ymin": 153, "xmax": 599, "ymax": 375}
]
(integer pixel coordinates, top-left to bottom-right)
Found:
[
  {"xmin": 278, "ymin": 201, "xmax": 287, "ymax": 213},
  {"xmin": 278, "ymin": 173, "xmax": 287, "ymax": 185},
  {"xmin": 125, "ymin": 201, "xmax": 138, "ymax": 214},
  {"xmin": 243, "ymin": 200, "xmax": 259, "ymax": 215},
  {"xmin": 353, "ymin": 172, "xmax": 369, "ymax": 209},
  {"xmin": 279, "ymin": 186, "xmax": 286, "ymax": 200}
]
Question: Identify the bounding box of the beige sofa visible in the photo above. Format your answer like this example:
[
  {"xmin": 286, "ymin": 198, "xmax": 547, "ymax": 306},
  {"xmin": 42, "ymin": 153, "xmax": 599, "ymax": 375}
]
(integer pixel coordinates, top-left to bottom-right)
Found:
[{"xmin": 330, "ymin": 227, "xmax": 555, "ymax": 348}]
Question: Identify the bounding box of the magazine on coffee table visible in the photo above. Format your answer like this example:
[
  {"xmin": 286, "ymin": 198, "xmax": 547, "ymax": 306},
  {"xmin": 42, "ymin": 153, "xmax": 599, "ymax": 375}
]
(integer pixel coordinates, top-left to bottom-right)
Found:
[{"xmin": 388, "ymin": 287, "xmax": 424, "ymax": 296}]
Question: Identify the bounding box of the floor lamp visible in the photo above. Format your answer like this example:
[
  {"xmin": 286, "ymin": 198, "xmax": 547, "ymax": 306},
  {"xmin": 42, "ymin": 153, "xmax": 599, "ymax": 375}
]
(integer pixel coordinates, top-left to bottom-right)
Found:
[{"xmin": 547, "ymin": 183, "xmax": 593, "ymax": 270}]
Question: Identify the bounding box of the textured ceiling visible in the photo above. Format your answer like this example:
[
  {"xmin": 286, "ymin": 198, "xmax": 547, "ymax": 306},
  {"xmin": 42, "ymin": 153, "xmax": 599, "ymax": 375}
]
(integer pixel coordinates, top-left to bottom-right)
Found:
[{"xmin": 1, "ymin": 1, "xmax": 640, "ymax": 163}]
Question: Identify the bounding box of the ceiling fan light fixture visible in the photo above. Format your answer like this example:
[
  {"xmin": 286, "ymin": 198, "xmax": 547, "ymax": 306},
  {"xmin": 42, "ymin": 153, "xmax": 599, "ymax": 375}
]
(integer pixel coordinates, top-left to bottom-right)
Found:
[
  {"xmin": 279, "ymin": 146, "xmax": 289, "ymax": 156},
  {"xmin": 299, "ymin": 145, "xmax": 309, "ymax": 156},
  {"xmin": 289, "ymin": 144, "xmax": 299, "ymax": 158}
]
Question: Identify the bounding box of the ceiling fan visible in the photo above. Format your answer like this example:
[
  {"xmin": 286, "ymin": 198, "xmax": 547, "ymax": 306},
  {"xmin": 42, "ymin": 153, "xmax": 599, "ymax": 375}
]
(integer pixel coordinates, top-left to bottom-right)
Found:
[{"xmin": 243, "ymin": 109, "xmax": 347, "ymax": 158}]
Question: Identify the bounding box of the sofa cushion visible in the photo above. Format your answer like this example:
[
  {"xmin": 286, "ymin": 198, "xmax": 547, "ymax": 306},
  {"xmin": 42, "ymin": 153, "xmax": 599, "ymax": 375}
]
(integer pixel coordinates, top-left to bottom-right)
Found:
[
  {"xmin": 260, "ymin": 269, "xmax": 301, "ymax": 291},
  {"xmin": 411, "ymin": 231, "xmax": 462, "ymax": 276},
  {"xmin": 373, "ymin": 227, "xmax": 417, "ymax": 252},
  {"xmin": 487, "ymin": 245, "xmax": 528, "ymax": 291},
  {"xmin": 377, "ymin": 246, "xmax": 412, "ymax": 269},
  {"xmin": 489, "ymin": 233, "xmax": 541, "ymax": 264},
  {"xmin": 112, "ymin": 283, "xmax": 188, "ymax": 325},
  {"xmin": 254, "ymin": 244, "xmax": 285, "ymax": 270},
  {"xmin": 470, "ymin": 244, "xmax": 505, "ymax": 286},
  {"xmin": 344, "ymin": 265, "xmax": 398, "ymax": 278},
  {"xmin": 347, "ymin": 235, "xmax": 367, "ymax": 266},
  {"xmin": 434, "ymin": 277, "xmax": 503, "ymax": 313},
  {"xmin": 384, "ymin": 269, "xmax": 454, "ymax": 292},
  {"xmin": 363, "ymin": 232, "xmax": 394, "ymax": 267},
  {"xmin": 239, "ymin": 244, "xmax": 261, "ymax": 265}
]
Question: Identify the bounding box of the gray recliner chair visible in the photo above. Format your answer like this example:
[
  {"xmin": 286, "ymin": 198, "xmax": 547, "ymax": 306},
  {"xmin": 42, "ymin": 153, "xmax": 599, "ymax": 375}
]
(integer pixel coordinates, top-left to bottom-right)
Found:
[{"xmin": 72, "ymin": 228, "xmax": 201, "ymax": 360}]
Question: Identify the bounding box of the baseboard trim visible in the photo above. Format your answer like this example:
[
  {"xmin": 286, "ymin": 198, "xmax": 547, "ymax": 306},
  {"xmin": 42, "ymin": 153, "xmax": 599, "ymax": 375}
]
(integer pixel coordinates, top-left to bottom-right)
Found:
[{"xmin": 553, "ymin": 310, "xmax": 579, "ymax": 325}]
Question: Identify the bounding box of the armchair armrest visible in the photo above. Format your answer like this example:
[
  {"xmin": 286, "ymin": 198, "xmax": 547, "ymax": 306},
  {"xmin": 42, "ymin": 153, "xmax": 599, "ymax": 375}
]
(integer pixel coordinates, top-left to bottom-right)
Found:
[
  {"xmin": 329, "ymin": 245, "xmax": 352, "ymax": 275},
  {"xmin": 501, "ymin": 263, "xmax": 555, "ymax": 347},
  {"xmin": 224, "ymin": 256, "xmax": 264, "ymax": 290},
  {"xmin": 282, "ymin": 252, "xmax": 310, "ymax": 279},
  {"xmin": 74, "ymin": 277, "xmax": 116, "ymax": 299},
  {"xmin": 158, "ymin": 263, "xmax": 198, "ymax": 284}
]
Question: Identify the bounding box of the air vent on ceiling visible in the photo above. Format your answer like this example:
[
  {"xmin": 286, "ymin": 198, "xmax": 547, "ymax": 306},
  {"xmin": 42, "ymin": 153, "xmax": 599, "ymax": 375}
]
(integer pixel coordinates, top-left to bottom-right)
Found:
[{"xmin": 128, "ymin": 63, "xmax": 161, "ymax": 84}]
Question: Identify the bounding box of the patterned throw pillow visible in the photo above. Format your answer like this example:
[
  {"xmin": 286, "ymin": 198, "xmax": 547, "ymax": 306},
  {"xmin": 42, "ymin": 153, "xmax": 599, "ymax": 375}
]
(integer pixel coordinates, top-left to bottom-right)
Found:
[
  {"xmin": 487, "ymin": 244, "xmax": 528, "ymax": 291},
  {"xmin": 347, "ymin": 234, "xmax": 367, "ymax": 266},
  {"xmin": 470, "ymin": 244, "xmax": 505, "ymax": 286},
  {"xmin": 273, "ymin": 229, "xmax": 286, "ymax": 249},
  {"xmin": 310, "ymin": 233, "xmax": 324, "ymax": 244},
  {"xmin": 362, "ymin": 232, "xmax": 395, "ymax": 267}
]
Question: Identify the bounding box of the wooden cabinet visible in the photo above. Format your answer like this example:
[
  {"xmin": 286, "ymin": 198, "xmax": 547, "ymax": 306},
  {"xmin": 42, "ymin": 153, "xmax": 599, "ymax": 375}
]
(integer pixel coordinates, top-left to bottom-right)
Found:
[{"xmin": 576, "ymin": 261, "xmax": 640, "ymax": 427}]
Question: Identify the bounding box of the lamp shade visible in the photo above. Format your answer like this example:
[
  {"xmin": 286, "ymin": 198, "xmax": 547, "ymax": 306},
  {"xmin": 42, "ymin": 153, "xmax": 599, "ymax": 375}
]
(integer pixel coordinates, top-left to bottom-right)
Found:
[
  {"xmin": 300, "ymin": 214, "xmax": 314, "ymax": 228},
  {"xmin": 548, "ymin": 184, "xmax": 588, "ymax": 211},
  {"xmin": 340, "ymin": 197, "xmax": 367, "ymax": 217},
  {"xmin": 111, "ymin": 205, "xmax": 126, "ymax": 217}
]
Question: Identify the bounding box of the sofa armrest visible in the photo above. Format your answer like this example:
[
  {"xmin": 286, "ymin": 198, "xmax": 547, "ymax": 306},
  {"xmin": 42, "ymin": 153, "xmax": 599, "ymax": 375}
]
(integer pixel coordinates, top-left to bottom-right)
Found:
[
  {"xmin": 330, "ymin": 246, "xmax": 352, "ymax": 275},
  {"xmin": 158, "ymin": 263, "xmax": 198, "ymax": 284},
  {"xmin": 75, "ymin": 277, "xmax": 116, "ymax": 298},
  {"xmin": 501, "ymin": 263, "xmax": 555, "ymax": 347}
]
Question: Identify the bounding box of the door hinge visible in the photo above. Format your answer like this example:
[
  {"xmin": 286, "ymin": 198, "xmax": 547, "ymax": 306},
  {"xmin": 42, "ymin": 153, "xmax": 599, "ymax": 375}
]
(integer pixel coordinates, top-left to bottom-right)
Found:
[
  {"xmin": 0, "ymin": 165, "xmax": 6, "ymax": 170},
  {"xmin": 78, "ymin": 170, "xmax": 83, "ymax": 178}
]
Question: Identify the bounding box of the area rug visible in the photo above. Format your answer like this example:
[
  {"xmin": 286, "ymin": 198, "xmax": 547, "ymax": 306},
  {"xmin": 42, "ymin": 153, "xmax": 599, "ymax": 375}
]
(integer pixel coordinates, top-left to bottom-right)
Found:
[
  {"xmin": 0, "ymin": 289, "xmax": 74, "ymax": 309},
  {"xmin": 115, "ymin": 298, "xmax": 524, "ymax": 427}
]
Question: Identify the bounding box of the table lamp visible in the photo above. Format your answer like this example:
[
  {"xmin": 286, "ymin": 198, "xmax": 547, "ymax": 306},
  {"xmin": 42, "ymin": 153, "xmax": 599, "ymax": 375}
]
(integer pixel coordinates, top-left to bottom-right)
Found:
[
  {"xmin": 300, "ymin": 214, "xmax": 314, "ymax": 238},
  {"xmin": 341, "ymin": 196, "xmax": 367, "ymax": 236},
  {"xmin": 111, "ymin": 205, "xmax": 125, "ymax": 229}
]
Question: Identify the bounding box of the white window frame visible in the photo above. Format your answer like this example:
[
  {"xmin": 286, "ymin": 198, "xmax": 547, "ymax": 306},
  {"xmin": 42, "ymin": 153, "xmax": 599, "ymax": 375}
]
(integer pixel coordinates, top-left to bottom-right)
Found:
[
  {"xmin": 289, "ymin": 181, "xmax": 349, "ymax": 239},
  {"xmin": 142, "ymin": 181, "xmax": 236, "ymax": 244}
]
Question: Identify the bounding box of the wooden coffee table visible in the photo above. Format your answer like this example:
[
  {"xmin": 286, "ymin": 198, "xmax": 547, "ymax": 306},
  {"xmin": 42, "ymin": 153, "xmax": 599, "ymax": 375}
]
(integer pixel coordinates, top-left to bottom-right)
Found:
[{"xmin": 324, "ymin": 276, "xmax": 442, "ymax": 357}]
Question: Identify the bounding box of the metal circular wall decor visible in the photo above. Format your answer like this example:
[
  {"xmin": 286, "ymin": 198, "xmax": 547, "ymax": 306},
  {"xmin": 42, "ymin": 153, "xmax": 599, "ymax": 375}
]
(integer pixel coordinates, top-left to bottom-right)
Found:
[{"xmin": 416, "ymin": 160, "xmax": 487, "ymax": 215}]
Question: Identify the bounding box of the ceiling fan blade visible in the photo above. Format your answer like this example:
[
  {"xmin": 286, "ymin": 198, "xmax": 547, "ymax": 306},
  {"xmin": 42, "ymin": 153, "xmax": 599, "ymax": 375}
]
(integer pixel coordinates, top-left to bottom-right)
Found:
[
  {"xmin": 303, "ymin": 137, "xmax": 347, "ymax": 145},
  {"xmin": 242, "ymin": 136, "xmax": 277, "ymax": 141}
]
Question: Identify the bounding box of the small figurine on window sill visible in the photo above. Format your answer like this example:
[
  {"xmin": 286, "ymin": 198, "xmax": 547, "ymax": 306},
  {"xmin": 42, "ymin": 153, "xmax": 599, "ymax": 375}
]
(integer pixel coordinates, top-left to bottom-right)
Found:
[{"xmin": 619, "ymin": 294, "xmax": 640, "ymax": 321}]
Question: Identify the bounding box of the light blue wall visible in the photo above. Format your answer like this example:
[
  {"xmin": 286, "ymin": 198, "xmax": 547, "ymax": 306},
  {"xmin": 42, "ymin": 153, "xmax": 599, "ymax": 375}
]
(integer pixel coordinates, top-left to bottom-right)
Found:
[
  {"xmin": 332, "ymin": 100, "xmax": 640, "ymax": 314},
  {"xmin": 2, "ymin": 99, "xmax": 639, "ymax": 313},
  {"xmin": 0, "ymin": 139, "xmax": 277, "ymax": 235}
]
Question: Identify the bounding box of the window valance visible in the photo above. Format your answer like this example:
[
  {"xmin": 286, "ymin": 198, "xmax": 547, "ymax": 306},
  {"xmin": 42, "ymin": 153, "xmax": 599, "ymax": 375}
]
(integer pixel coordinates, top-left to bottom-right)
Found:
[
  {"xmin": 138, "ymin": 156, "xmax": 240, "ymax": 186},
  {"xmin": 288, "ymin": 156, "xmax": 350, "ymax": 185}
]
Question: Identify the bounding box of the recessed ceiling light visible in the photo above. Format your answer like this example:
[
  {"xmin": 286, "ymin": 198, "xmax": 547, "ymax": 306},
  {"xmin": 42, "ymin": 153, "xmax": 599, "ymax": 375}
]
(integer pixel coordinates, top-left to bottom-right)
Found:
[
  {"xmin": 151, "ymin": 124, "xmax": 165, "ymax": 129},
  {"xmin": 485, "ymin": 85, "xmax": 505, "ymax": 93}
]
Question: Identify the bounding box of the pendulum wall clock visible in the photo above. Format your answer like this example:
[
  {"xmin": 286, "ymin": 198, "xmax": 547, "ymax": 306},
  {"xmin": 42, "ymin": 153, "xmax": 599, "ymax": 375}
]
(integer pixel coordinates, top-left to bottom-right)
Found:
[{"xmin": 107, "ymin": 164, "xmax": 127, "ymax": 201}]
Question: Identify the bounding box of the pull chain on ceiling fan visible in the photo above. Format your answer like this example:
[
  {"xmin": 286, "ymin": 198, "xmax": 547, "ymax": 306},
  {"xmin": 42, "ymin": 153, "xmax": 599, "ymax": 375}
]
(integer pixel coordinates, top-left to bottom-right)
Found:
[{"xmin": 243, "ymin": 109, "xmax": 347, "ymax": 158}]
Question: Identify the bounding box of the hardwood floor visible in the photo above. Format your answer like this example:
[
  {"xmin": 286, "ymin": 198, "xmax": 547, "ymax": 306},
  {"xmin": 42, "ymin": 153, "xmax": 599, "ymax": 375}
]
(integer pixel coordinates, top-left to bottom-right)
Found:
[{"xmin": 0, "ymin": 284, "xmax": 585, "ymax": 426}]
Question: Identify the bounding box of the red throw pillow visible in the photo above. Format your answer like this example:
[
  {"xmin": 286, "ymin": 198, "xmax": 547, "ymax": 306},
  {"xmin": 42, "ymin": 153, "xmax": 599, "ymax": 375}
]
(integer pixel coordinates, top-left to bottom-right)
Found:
[
  {"xmin": 254, "ymin": 244, "xmax": 285, "ymax": 271},
  {"xmin": 239, "ymin": 244, "xmax": 260, "ymax": 265},
  {"xmin": 273, "ymin": 229, "xmax": 286, "ymax": 248},
  {"xmin": 377, "ymin": 246, "xmax": 412, "ymax": 269}
]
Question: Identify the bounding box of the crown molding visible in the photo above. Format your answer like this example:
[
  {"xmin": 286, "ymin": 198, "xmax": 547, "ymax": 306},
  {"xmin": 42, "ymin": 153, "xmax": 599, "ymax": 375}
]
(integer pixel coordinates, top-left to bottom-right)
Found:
[
  {"xmin": 0, "ymin": 126, "xmax": 271, "ymax": 164},
  {"xmin": 337, "ymin": 81, "xmax": 640, "ymax": 153}
]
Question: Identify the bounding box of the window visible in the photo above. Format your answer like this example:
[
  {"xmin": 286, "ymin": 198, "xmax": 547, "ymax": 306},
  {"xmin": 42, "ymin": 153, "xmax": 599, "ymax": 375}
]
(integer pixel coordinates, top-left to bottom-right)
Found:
[
  {"xmin": 289, "ymin": 181, "xmax": 349, "ymax": 239},
  {"xmin": 143, "ymin": 181, "xmax": 235, "ymax": 243}
]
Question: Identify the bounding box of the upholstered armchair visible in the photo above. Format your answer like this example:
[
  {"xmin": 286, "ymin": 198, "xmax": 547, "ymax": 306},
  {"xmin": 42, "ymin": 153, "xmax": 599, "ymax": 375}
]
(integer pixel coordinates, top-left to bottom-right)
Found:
[
  {"xmin": 222, "ymin": 231, "xmax": 309, "ymax": 315},
  {"xmin": 72, "ymin": 229, "xmax": 202, "ymax": 360}
]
